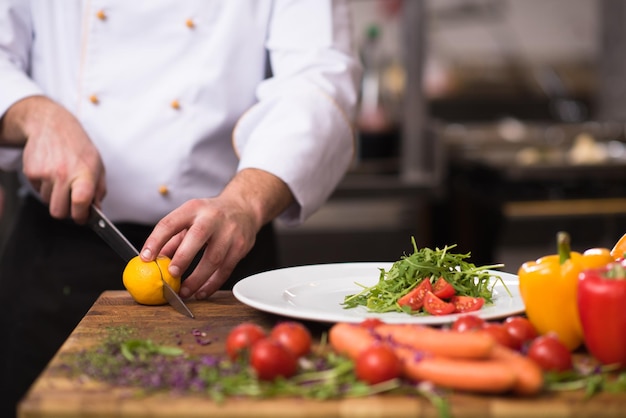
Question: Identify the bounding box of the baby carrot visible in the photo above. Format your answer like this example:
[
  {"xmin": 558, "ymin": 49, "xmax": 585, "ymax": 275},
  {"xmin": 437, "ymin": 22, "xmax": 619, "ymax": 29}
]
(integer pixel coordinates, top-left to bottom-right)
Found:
[
  {"xmin": 490, "ymin": 344, "xmax": 544, "ymax": 396},
  {"xmin": 329, "ymin": 322, "xmax": 544, "ymax": 396},
  {"xmin": 395, "ymin": 346, "xmax": 517, "ymax": 394},
  {"xmin": 374, "ymin": 323, "xmax": 496, "ymax": 359},
  {"xmin": 328, "ymin": 322, "xmax": 377, "ymax": 359}
]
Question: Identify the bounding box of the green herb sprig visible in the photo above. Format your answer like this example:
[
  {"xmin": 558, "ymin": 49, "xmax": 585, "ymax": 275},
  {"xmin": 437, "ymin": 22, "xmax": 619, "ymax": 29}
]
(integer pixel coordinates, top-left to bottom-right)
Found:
[
  {"xmin": 120, "ymin": 339, "xmax": 184, "ymax": 362},
  {"xmin": 545, "ymin": 363, "xmax": 626, "ymax": 398},
  {"xmin": 60, "ymin": 327, "xmax": 450, "ymax": 417},
  {"xmin": 342, "ymin": 237, "xmax": 507, "ymax": 314}
]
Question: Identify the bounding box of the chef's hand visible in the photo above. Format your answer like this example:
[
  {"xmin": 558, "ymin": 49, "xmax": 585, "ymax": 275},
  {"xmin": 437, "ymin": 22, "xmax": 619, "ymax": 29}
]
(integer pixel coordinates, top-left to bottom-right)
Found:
[
  {"xmin": 140, "ymin": 168, "xmax": 294, "ymax": 300},
  {"xmin": 0, "ymin": 95, "xmax": 106, "ymax": 223}
]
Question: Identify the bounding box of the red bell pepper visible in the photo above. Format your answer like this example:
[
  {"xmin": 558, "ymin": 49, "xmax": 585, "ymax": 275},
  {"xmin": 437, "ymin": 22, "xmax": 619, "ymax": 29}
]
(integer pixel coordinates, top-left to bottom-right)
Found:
[{"xmin": 578, "ymin": 261, "xmax": 626, "ymax": 368}]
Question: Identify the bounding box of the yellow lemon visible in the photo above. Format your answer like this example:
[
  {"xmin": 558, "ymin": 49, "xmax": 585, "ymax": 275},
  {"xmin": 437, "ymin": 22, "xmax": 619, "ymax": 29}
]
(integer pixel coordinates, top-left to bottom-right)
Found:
[{"xmin": 122, "ymin": 255, "xmax": 181, "ymax": 305}]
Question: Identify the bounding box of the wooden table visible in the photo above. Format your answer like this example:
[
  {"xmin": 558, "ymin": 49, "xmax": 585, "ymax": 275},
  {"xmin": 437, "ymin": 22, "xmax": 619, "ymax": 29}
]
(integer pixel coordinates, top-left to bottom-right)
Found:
[{"xmin": 18, "ymin": 291, "xmax": 626, "ymax": 418}]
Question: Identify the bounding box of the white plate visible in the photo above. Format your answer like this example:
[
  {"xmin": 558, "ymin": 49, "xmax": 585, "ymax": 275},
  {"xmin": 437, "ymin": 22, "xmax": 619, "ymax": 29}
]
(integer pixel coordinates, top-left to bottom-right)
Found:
[{"xmin": 233, "ymin": 262, "xmax": 525, "ymax": 325}]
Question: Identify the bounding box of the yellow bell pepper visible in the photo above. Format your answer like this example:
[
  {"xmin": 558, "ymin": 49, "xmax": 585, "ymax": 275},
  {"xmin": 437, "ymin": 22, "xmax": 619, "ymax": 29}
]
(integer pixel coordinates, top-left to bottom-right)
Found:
[{"xmin": 518, "ymin": 231, "xmax": 614, "ymax": 351}]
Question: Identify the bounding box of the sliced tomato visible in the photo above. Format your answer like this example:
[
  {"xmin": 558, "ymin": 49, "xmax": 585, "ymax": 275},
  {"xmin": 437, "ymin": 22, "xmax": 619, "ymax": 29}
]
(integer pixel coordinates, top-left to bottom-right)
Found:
[
  {"xmin": 397, "ymin": 279, "xmax": 432, "ymax": 311},
  {"xmin": 423, "ymin": 291, "xmax": 455, "ymax": 316},
  {"xmin": 432, "ymin": 277, "xmax": 455, "ymax": 299},
  {"xmin": 451, "ymin": 295, "xmax": 484, "ymax": 313}
]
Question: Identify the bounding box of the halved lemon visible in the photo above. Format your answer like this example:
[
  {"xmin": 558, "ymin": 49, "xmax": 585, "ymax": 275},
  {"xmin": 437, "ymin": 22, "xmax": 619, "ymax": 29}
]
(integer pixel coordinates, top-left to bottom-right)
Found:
[{"xmin": 122, "ymin": 256, "xmax": 181, "ymax": 305}]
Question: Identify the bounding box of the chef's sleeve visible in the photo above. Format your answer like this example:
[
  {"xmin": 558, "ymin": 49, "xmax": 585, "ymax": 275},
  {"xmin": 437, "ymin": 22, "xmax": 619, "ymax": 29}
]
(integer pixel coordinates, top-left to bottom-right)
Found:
[
  {"xmin": 232, "ymin": 0, "xmax": 362, "ymax": 227},
  {"xmin": 0, "ymin": 0, "xmax": 41, "ymax": 169}
]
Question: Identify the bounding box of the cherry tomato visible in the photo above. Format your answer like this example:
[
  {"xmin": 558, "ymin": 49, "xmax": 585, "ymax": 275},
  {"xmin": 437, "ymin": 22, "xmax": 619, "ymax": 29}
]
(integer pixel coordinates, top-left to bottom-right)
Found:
[
  {"xmin": 432, "ymin": 277, "xmax": 455, "ymax": 299},
  {"xmin": 423, "ymin": 291, "xmax": 455, "ymax": 316},
  {"xmin": 355, "ymin": 344, "xmax": 402, "ymax": 385},
  {"xmin": 250, "ymin": 337, "xmax": 298, "ymax": 380},
  {"xmin": 482, "ymin": 323, "xmax": 520, "ymax": 350},
  {"xmin": 451, "ymin": 295, "xmax": 484, "ymax": 313},
  {"xmin": 503, "ymin": 316, "xmax": 538, "ymax": 349},
  {"xmin": 527, "ymin": 335, "xmax": 573, "ymax": 372},
  {"xmin": 270, "ymin": 321, "xmax": 312, "ymax": 358},
  {"xmin": 397, "ymin": 279, "xmax": 432, "ymax": 311},
  {"xmin": 451, "ymin": 315, "xmax": 486, "ymax": 332},
  {"xmin": 225, "ymin": 322, "xmax": 266, "ymax": 360},
  {"xmin": 359, "ymin": 318, "xmax": 385, "ymax": 329}
]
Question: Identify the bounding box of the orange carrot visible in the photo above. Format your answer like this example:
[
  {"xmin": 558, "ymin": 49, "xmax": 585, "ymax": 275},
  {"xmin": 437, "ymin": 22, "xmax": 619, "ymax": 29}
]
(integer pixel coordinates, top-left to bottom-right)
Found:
[
  {"xmin": 329, "ymin": 322, "xmax": 544, "ymax": 396},
  {"xmin": 395, "ymin": 346, "xmax": 517, "ymax": 394},
  {"xmin": 374, "ymin": 323, "xmax": 496, "ymax": 360},
  {"xmin": 490, "ymin": 344, "xmax": 544, "ymax": 396},
  {"xmin": 328, "ymin": 322, "xmax": 377, "ymax": 359}
]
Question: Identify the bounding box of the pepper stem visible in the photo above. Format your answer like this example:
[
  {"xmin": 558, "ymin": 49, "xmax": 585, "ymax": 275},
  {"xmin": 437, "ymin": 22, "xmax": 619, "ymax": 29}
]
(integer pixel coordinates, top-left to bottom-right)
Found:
[
  {"xmin": 557, "ymin": 231, "xmax": 571, "ymax": 265},
  {"xmin": 607, "ymin": 262, "xmax": 626, "ymax": 279}
]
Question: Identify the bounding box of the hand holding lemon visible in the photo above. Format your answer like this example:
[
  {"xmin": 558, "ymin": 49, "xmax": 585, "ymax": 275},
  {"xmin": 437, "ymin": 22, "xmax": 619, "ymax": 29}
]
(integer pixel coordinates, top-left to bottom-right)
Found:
[{"xmin": 122, "ymin": 256, "xmax": 181, "ymax": 305}]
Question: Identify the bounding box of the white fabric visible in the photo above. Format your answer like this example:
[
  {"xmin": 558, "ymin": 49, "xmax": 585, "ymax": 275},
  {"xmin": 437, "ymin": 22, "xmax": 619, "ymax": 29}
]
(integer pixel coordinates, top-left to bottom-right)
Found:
[{"xmin": 0, "ymin": 0, "xmax": 361, "ymax": 225}]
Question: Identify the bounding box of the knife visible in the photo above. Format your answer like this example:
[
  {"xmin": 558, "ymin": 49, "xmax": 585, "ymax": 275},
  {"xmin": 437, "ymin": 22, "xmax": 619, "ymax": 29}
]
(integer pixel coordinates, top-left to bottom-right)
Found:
[{"xmin": 87, "ymin": 203, "xmax": 195, "ymax": 318}]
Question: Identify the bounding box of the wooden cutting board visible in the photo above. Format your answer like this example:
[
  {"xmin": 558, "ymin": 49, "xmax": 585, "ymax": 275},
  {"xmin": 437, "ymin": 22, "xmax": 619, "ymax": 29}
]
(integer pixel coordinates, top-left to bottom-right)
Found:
[{"xmin": 18, "ymin": 291, "xmax": 626, "ymax": 418}]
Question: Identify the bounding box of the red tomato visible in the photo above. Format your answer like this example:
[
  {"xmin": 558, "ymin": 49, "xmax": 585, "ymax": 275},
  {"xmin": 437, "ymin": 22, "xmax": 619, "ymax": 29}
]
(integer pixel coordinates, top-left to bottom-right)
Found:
[
  {"xmin": 451, "ymin": 315, "xmax": 485, "ymax": 332},
  {"xmin": 397, "ymin": 279, "xmax": 432, "ymax": 311},
  {"xmin": 359, "ymin": 318, "xmax": 385, "ymax": 329},
  {"xmin": 355, "ymin": 344, "xmax": 402, "ymax": 385},
  {"xmin": 451, "ymin": 295, "xmax": 484, "ymax": 313},
  {"xmin": 503, "ymin": 316, "xmax": 538, "ymax": 349},
  {"xmin": 527, "ymin": 335, "xmax": 573, "ymax": 372},
  {"xmin": 270, "ymin": 321, "xmax": 312, "ymax": 358},
  {"xmin": 250, "ymin": 338, "xmax": 298, "ymax": 380},
  {"xmin": 482, "ymin": 323, "xmax": 520, "ymax": 350},
  {"xmin": 225, "ymin": 322, "xmax": 266, "ymax": 360},
  {"xmin": 432, "ymin": 277, "xmax": 455, "ymax": 299},
  {"xmin": 423, "ymin": 291, "xmax": 455, "ymax": 316}
]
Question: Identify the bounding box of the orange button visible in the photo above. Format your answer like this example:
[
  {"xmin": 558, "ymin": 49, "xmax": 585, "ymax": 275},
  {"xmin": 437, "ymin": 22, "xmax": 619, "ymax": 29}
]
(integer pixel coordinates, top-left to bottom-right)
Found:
[
  {"xmin": 158, "ymin": 185, "xmax": 169, "ymax": 196},
  {"xmin": 185, "ymin": 19, "xmax": 195, "ymax": 29},
  {"xmin": 89, "ymin": 94, "xmax": 99, "ymax": 105},
  {"xmin": 96, "ymin": 10, "xmax": 106, "ymax": 20},
  {"xmin": 170, "ymin": 100, "xmax": 180, "ymax": 110}
]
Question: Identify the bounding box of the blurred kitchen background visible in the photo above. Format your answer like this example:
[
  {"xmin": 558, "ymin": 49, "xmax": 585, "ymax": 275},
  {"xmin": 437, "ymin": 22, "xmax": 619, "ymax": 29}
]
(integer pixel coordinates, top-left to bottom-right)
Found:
[
  {"xmin": 2, "ymin": 0, "xmax": 626, "ymax": 275},
  {"xmin": 276, "ymin": 0, "xmax": 626, "ymax": 274}
]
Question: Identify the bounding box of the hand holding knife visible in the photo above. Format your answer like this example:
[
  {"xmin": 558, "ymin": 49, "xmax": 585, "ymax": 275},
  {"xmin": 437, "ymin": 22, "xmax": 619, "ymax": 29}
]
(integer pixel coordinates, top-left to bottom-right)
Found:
[{"xmin": 87, "ymin": 203, "xmax": 194, "ymax": 318}]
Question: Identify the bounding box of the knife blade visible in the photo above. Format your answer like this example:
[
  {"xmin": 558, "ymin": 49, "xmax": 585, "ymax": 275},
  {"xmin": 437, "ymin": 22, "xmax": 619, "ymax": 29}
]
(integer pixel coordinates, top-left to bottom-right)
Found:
[{"xmin": 87, "ymin": 204, "xmax": 195, "ymax": 318}]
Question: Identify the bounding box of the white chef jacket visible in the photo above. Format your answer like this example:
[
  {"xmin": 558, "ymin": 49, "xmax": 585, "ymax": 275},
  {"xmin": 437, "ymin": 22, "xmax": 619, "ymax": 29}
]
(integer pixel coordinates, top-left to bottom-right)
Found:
[{"xmin": 0, "ymin": 0, "xmax": 361, "ymax": 225}]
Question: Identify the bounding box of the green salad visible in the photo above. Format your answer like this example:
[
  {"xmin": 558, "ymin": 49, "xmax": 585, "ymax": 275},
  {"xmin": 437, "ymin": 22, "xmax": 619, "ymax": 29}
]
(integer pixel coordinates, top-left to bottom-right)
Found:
[{"xmin": 342, "ymin": 237, "xmax": 507, "ymax": 315}]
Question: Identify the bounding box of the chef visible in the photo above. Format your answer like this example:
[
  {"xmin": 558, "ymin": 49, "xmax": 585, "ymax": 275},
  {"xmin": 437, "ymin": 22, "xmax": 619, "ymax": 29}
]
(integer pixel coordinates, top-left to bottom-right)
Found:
[{"xmin": 0, "ymin": 1, "xmax": 361, "ymax": 416}]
